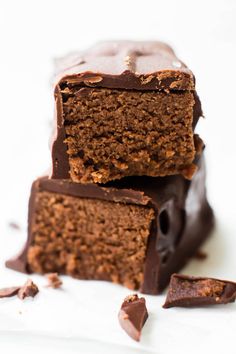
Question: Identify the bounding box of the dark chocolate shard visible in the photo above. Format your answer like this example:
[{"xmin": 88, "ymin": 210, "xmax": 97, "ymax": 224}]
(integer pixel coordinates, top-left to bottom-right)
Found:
[
  {"xmin": 46, "ymin": 273, "xmax": 63, "ymax": 289},
  {"xmin": 18, "ymin": 279, "xmax": 39, "ymax": 300},
  {"xmin": 163, "ymin": 274, "xmax": 236, "ymax": 308},
  {"xmin": 118, "ymin": 294, "xmax": 148, "ymax": 341},
  {"xmin": 0, "ymin": 286, "xmax": 21, "ymax": 298}
]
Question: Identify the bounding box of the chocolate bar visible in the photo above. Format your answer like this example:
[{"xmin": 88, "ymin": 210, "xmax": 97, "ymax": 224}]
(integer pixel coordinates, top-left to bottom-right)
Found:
[
  {"xmin": 51, "ymin": 41, "xmax": 202, "ymax": 183},
  {"xmin": 163, "ymin": 274, "xmax": 236, "ymax": 308},
  {"xmin": 6, "ymin": 155, "xmax": 213, "ymax": 294}
]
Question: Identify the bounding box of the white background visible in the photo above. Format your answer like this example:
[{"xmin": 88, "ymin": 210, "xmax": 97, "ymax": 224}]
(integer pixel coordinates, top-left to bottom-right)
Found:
[{"xmin": 0, "ymin": 0, "xmax": 236, "ymax": 353}]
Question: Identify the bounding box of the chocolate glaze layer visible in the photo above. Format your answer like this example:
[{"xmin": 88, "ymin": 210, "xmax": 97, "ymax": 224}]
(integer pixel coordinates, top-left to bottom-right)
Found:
[
  {"xmin": 6, "ymin": 154, "xmax": 213, "ymax": 294},
  {"xmin": 51, "ymin": 41, "xmax": 203, "ymax": 180},
  {"xmin": 54, "ymin": 41, "xmax": 195, "ymax": 91}
]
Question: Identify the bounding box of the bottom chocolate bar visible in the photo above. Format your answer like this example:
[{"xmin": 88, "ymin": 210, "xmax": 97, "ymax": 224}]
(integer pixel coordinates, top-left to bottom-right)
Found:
[{"xmin": 6, "ymin": 156, "xmax": 213, "ymax": 294}]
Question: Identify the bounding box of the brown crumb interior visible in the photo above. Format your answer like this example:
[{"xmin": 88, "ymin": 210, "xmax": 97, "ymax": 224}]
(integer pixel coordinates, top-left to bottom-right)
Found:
[
  {"xmin": 61, "ymin": 87, "xmax": 195, "ymax": 183},
  {"xmin": 27, "ymin": 191, "xmax": 155, "ymax": 290},
  {"xmin": 179, "ymin": 278, "xmax": 225, "ymax": 298},
  {"xmin": 195, "ymin": 279, "xmax": 225, "ymax": 297}
]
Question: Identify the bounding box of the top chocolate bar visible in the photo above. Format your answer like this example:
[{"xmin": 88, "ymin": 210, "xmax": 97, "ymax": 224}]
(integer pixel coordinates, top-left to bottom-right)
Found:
[{"xmin": 52, "ymin": 41, "xmax": 202, "ymax": 183}]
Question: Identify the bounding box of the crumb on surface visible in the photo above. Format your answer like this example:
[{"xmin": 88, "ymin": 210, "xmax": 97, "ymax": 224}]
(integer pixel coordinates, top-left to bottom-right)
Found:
[
  {"xmin": 124, "ymin": 294, "xmax": 139, "ymax": 303},
  {"xmin": 46, "ymin": 273, "xmax": 63, "ymax": 289},
  {"xmin": 18, "ymin": 279, "xmax": 39, "ymax": 300}
]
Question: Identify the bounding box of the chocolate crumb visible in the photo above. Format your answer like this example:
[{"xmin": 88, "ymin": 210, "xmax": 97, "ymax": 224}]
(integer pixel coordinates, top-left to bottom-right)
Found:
[
  {"xmin": 124, "ymin": 294, "xmax": 139, "ymax": 303},
  {"xmin": 194, "ymin": 250, "xmax": 207, "ymax": 260},
  {"xmin": 0, "ymin": 286, "xmax": 21, "ymax": 298},
  {"xmin": 8, "ymin": 222, "xmax": 21, "ymax": 230},
  {"xmin": 18, "ymin": 279, "xmax": 39, "ymax": 300},
  {"xmin": 181, "ymin": 163, "xmax": 198, "ymax": 179},
  {"xmin": 46, "ymin": 273, "xmax": 63, "ymax": 289}
]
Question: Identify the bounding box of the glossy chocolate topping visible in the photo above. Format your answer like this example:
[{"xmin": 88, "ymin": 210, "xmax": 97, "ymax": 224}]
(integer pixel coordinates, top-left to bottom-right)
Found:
[{"xmin": 54, "ymin": 41, "xmax": 195, "ymax": 91}]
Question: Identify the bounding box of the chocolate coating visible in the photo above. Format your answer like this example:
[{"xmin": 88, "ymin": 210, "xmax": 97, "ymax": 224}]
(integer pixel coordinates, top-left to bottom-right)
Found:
[
  {"xmin": 6, "ymin": 153, "xmax": 214, "ymax": 294},
  {"xmin": 54, "ymin": 41, "xmax": 195, "ymax": 91}
]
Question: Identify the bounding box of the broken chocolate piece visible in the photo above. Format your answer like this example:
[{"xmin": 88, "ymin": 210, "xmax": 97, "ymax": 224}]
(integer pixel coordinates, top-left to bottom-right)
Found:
[
  {"xmin": 118, "ymin": 294, "xmax": 148, "ymax": 341},
  {"xmin": 0, "ymin": 286, "xmax": 21, "ymax": 298},
  {"xmin": 6, "ymin": 154, "xmax": 214, "ymax": 294},
  {"xmin": 51, "ymin": 40, "xmax": 203, "ymax": 183},
  {"xmin": 163, "ymin": 274, "xmax": 236, "ymax": 308},
  {"xmin": 18, "ymin": 279, "xmax": 39, "ymax": 300},
  {"xmin": 46, "ymin": 273, "xmax": 63, "ymax": 289}
]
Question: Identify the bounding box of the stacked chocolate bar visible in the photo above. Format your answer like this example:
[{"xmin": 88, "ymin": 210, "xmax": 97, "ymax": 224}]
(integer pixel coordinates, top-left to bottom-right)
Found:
[{"xmin": 7, "ymin": 41, "xmax": 214, "ymax": 294}]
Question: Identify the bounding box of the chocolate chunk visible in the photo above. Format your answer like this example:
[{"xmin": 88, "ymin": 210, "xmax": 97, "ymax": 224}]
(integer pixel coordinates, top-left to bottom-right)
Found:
[
  {"xmin": 51, "ymin": 41, "xmax": 202, "ymax": 184},
  {"xmin": 46, "ymin": 273, "xmax": 63, "ymax": 289},
  {"xmin": 0, "ymin": 280, "xmax": 39, "ymax": 300},
  {"xmin": 118, "ymin": 294, "xmax": 148, "ymax": 341},
  {"xmin": 163, "ymin": 274, "xmax": 236, "ymax": 308},
  {"xmin": 0, "ymin": 286, "xmax": 21, "ymax": 298},
  {"xmin": 18, "ymin": 279, "xmax": 39, "ymax": 300},
  {"xmin": 6, "ymin": 154, "xmax": 214, "ymax": 295},
  {"xmin": 194, "ymin": 250, "xmax": 207, "ymax": 260}
]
